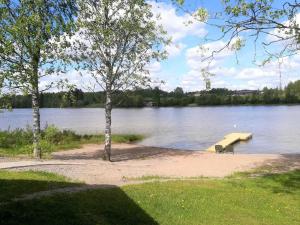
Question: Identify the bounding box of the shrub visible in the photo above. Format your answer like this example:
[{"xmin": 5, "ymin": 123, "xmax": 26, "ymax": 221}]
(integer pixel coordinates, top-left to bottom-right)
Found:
[
  {"xmin": 0, "ymin": 127, "xmax": 33, "ymax": 148},
  {"xmin": 42, "ymin": 125, "xmax": 63, "ymax": 144},
  {"xmin": 0, "ymin": 126, "xmax": 143, "ymax": 156}
]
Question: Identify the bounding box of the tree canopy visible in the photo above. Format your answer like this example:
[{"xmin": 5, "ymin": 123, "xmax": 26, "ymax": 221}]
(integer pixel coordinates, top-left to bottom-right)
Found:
[
  {"xmin": 0, "ymin": 0, "xmax": 77, "ymax": 90},
  {"xmin": 73, "ymin": 0, "xmax": 167, "ymax": 92}
]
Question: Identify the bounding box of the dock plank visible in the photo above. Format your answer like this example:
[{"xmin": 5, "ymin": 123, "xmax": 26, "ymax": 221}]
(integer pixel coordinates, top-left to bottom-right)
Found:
[{"xmin": 206, "ymin": 133, "xmax": 252, "ymax": 152}]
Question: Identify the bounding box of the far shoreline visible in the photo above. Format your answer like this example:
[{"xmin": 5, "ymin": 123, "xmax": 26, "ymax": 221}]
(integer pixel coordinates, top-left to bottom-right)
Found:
[{"xmin": 3, "ymin": 103, "xmax": 300, "ymax": 110}]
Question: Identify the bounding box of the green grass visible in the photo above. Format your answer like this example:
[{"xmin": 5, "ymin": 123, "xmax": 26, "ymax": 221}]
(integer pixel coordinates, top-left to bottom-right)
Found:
[
  {"xmin": 0, "ymin": 126, "xmax": 144, "ymax": 157},
  {"xmin": 0, "ymin": 169, "xmax": 299, "ymax": 225},
  {"xmin": 0, "ymin": 170, "xmax": 80, "ymax": 202}
]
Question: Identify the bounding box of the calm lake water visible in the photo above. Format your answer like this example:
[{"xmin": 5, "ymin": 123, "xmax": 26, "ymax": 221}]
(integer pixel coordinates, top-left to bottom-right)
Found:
[{"xmin": 1, "ymin": 106, "xmax": 300, "ymax": 154}]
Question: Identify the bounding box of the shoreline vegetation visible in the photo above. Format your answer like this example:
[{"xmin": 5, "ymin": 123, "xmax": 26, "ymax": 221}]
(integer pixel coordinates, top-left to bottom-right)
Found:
[
  {"xmin": 4, "ymin": 80, "xmax": 300, "ymax": 108},
  {"xmin": 0, "ymin": 126, "xmax": 143, "ymax": 157}
]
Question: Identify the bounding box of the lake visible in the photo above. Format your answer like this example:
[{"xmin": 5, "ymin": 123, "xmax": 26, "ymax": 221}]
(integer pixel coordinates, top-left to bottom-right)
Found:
[{"xmin": 1, "ymin": 106, "xmax": 300, "ymax": 154}]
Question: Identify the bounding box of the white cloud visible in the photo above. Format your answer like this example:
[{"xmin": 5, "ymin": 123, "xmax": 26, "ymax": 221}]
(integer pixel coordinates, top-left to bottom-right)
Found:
[
  {"xmin": 149, "ymin": 1, "xmax": 206, "ymax": 58},
  {"xmin": 165, "ymin": 42, "xmax": 187, "ymax": 57},
  {"xmin": 182, "ymin": 40, "xmax": 239, "ymax": 91},
  {"xmin": 181, "ymin": 69, "xmax": 232, "ymax": 91},
  {"xmin": 186, "ymin": 40, "xmax": 236, "ymax": 71},
  {"xmin": 181, "ymin": 39, "xmax": 300, "ymax": 91},
  {"xmin": 150, "ymin": 1, "xmax": 207, "ymax": 42},
  {"xmin": 40, "ymin": 70, "xmax": 99, "ymax": 92},
  {"xmin": 235, "ymin": 67, "xmax": 276, "ymax": 80},
  {"xmin": 145, "ymin": 61, "xmax": 163, "ymax": 83},
  {"xmin": 145, "ymin": 61, "xmax": 161, "ymax": 74}
]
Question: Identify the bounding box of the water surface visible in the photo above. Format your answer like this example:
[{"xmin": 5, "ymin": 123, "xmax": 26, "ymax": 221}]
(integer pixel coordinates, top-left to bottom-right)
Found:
[{"xmin": 1, "ymin": 106, "xmax": 299, "ymax": 154}]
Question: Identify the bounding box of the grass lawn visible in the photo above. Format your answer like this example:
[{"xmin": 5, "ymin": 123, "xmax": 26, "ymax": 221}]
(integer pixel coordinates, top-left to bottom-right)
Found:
[
  {"xmin": 0, "ymin": 126, "xmax": 143, "ymax": 157},
  {"xmin": 0, "ymin": 169, "xmax": 299, "ymax": 225}
]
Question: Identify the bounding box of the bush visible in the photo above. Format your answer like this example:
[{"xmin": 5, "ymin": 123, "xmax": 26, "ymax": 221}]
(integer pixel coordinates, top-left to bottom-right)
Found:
[
  {"xmin": 0, "ymin": 127, "xmax": 33, "ymax": 148},
  {"xmin": 41, "ymin": 125, "xmax": 82, "ymax": 145},
  {"xmin": 42, "ymin": 125, "xmax": 63, "ymax": 144}
]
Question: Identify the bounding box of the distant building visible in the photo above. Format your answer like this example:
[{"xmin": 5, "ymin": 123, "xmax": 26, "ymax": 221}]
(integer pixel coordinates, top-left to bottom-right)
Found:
[
  {"xmin": 144, "ymin": 101, "xmax": 154, "ymax": 107},
  {"xmin": 144, "ymin": 98, "xmax": 154, "ymax": 107},
  {"xmin": 191, "ymin": 89, "xmax": 262, "ymax": 97},
  {"xmin": 234, "ymin": 90, "xmax": 261, "ymax": 96},
  {"xmin": 193, "ymin": 92, "xmax": 202, "ymax": 97}
]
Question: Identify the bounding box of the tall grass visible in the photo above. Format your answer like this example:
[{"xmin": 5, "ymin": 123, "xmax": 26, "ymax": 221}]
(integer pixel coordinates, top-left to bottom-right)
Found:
[{"xmin": 0, "ymin": 125, "xmax": 143, "ymax": 157}]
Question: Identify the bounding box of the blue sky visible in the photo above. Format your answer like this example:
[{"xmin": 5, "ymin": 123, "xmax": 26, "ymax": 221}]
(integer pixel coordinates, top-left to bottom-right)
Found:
[
  {"xmin": 43, "ymin": 0, "xmax": 300, "ymax": 92},
  {"xmin": 146, "ymin": 0, "xmax": 300, "ymax": 91}
]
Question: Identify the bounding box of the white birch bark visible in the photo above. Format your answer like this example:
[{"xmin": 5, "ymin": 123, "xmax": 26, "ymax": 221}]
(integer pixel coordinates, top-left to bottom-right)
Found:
[
  {"xmin": 32, "ymin": 86, "xmax": 41, "ymax": 159},
  {"xmin": 104, "ymin": 83, "xmax": 112, "ymax": 161}
]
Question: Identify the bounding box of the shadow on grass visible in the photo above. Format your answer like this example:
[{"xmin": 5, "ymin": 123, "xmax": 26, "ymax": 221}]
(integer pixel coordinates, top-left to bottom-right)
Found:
[
  {"xmin": 256, "ymin": 169, "xmax": 300, "ymax": 194},
  {"xmin": 0, "ymin": 179, "xmax": 158, "ymax": 225},
  {"xmin": 245, "ymin": 153, "xmax": 300, "ymax": 194},
  {"xmin": 0, "ymin": 178, "xmax": 80, "ymax": 203},
  {"xmin": 229, "ymin": 154, "xmax": 300, "ymax": 194}
]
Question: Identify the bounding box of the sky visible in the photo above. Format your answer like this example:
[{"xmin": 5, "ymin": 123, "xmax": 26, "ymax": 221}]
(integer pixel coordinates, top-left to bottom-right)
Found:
[
  {"xmin": 42, "ymin": 0, "xmax": 300, "ymax": 92},
  {"xmin": 145, "ymin": 0, "xmax": 300, "ymax": 91}
]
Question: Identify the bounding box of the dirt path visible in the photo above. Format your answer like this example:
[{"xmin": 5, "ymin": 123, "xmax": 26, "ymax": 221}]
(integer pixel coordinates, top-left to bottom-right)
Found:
[{"xmin": 1, "ymin": 144, "xmax": 299, "ymax": 186}]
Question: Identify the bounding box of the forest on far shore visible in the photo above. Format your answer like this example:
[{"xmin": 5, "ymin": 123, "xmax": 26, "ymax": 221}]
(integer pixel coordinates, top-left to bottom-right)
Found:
[{"xmin": 5, "ymin": 80, "xmax": 300, "ymax": 108}]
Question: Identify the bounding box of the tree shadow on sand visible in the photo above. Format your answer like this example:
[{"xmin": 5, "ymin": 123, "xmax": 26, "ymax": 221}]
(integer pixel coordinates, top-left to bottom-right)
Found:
[
  {"xmin": 110, "ymin": 146, "xmax": 191, "ymax": 162},
  {"xmin": 0, "ymin": 179, "xmax": 158, "ymax": 225},
  {"xmin": 53, "ymin": 145, "xmax": 192, "ymax": 162}
]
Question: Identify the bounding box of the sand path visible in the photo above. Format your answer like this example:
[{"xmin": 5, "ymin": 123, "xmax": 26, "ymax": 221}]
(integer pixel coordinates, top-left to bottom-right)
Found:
[{"xmin": 1, "ymin": 144, "xmax": 299, "ymax": 186}]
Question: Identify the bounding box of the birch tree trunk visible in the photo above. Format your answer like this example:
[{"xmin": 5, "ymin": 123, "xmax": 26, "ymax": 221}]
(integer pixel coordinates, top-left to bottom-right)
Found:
[
  {"xmin": 104, "ymin": 84, "xmax": 112, "ymax": 161},
  {"xmin": 32, "ymin": 85, "xmax": 41, "ymax": 159},
  {"xmin": 32, "ymin": 59, "xmax": 41, "ymax": 159}
]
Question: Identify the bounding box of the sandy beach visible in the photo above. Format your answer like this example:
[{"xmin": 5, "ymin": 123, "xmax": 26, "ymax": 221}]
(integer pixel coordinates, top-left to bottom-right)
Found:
[{"xmin": 1, "ymin": 144, "xmax": 299, "ymax": 185}]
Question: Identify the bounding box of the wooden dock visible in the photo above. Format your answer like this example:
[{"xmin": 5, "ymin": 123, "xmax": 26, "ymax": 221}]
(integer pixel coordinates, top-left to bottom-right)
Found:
[{"xmin": 206, "ymin": 133, "xmax": 252, "ymax": 152}]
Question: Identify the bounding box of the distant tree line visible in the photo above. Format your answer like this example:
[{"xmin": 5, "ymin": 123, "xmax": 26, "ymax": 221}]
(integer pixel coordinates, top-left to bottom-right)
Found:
[{"xmin": 5, "ymin": 80, "xmax": 300, "ymax": 108}]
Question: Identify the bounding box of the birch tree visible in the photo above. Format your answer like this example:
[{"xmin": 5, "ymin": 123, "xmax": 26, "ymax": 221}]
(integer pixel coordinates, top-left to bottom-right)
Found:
[
  {"xmin": 74, "ymin": 0, "xmax": 167, "ymax": 161},
  {"xmin": 0, "ymin": 0, "xmax": 77, "ymax": 158}
]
